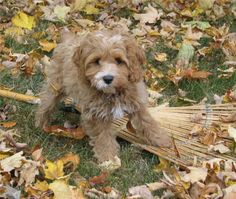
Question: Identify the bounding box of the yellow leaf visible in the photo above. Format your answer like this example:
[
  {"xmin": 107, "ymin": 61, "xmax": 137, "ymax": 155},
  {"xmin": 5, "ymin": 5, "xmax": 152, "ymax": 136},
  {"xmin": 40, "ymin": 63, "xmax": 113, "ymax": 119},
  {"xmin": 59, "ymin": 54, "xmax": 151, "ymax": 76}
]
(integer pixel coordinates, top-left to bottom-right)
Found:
[
  {"xmin": 49, "ymin": 180, "xmax": 72, "ymax": 199},
  {"xmin": 44, "ymin": 160, "xmax": 64, "ymax": 180},
  {"xmin": 34, "ymin": 180, "xmax": 49, "ymax": 192},
  {"xmin": 84, "ymin": 4, "xmax": 99, "ymax": 14},
  {"xmin": 154, "ymin": 157, "xmax": 170, "ymax": 173},
  {"xmin": 70, "ymin": 0, "xmax": 87, "ymax": 11},
  {"xmin": 39, "ymin": 40, "xmax": 57, "ymax": 52},
  {"xmin": 57, "ymin": 153, "xmax": 80, "ymax": 171},
  {"xmin": 4, "ymin": 27, "xmax": 24, "ymax": 36},
  {"xmin": 70, "ymin": 0, "xmax": 95, "ymax": 11},
  {"xmin": 0, "ymin": 152, "xmax": 10, "ymax": 160},
  {"xmin": 154, "ymin": 53, "xmax": 167, "ymax": 62},
  {"xmin": 0, "ymin": 121, "xmax": 17, "ymax": 128},
  {"xmin": 12, "ymin": 11, "xmax": 36, "ymax": 30}
]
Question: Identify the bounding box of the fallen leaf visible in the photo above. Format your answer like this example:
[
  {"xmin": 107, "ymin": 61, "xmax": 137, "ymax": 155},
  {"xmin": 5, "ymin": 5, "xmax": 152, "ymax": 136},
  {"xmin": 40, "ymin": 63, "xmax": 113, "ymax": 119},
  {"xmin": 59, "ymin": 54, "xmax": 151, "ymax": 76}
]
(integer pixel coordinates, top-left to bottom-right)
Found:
[
  {"xmin": 31, "ymin": 148, "xmax": 43, "ymax": 162},
  {"xmin": 198, "ymin": 0, "xmax": 215, "ymax": 10},
  {"xmin": 133, "ymin": 4, "xmax": 162, "ymax": 24},
  {"xmin": 0, "ymin": 151, "xmax": 26, "ymax": 172},
  {"xmin": 12, "ymin": 11, "xmax": 36, "ymax": 30},
  {"xmin": 98, "ymin": 156, "xmax": 121, "ymax": 171},
  {"xmin": 181, "ymin": 68, "xmax": 212, "ymax": 79},
  {"xmin": 154, "ymin": 52, "xmax": 167, "ymax": 62},
  {"xmin": 0, "ymin": 121, "xmax": 17, "ymax": 128},
  {"xmin": 89, "ymin": 172, "xmax": 108, "ymax": 186},
  {"xmin": 154, "ymin": 157, "xmax": 170, "ymax": 172},
  {"xmin": 84, "ymin": 4, "xmax": 99, "ymax": 14},
  {"xmin": 224, "ymin": 184, "xmax": 236, "ymax": 199},
  {"xmin": 128, "ymin": 185, "xmax": 153, "ymax": 199},
  {"xmin": 4, "ymin": 27, "xmax": 24, "ymax": 37},
  {"xmin": 44, "ymin": 160, "xmax": 65, "ymax": 180},
  {"xmin": 189, "ymin": 125, "xmax": 203, "ymax": 136},
  {"xmin": 214, "ymin": 94, "xmax": 223, "ymax": 104},
  {"xmin": 221, "ymin": 113, "xmax": 236, "ymax": 123},
  {"xmin": 49, "ymin": 180, "xmax": 72, "ymax": 199},
  {"xmin": 177, "ymin": 43, "xmax": 195, "ymax": 67},
  {"xmin": 228, "ymin": 126, "xmax": 236, "ymax": 142},
  {"xmin": 57, "ymin": 153, "xmax": 80, "ymax": 172},
  {"xmin": 43, "ymin": 125, "xmax": 86, "ymax": 139},
  {"xmin": 34, "ymin": 180, "xmax": 49, "ymax": 192},
  {"xmin": 53, "ymin": 6, "xmax": 70, "ymax": 22},
  {"xmin": 181, "ymin": 167, "xmax": 208, "ymax": 183},
  {"xmin": 0, "ymin": 186, "xmax": 21, "ymax": 199},
  {"xmin": 208, "ymin": 144, "xmax": 230, "ymax": 154},
  {"xmin": 185, "ymin": 21, "xmax": 211, "ymax": 30},
  {"xmin": 18, "ymin": 162, "xmax": 39, "ymax": 186},
  {"xmin": 39, "ymin": 40, "xmax": 57, "ymax": 52}
]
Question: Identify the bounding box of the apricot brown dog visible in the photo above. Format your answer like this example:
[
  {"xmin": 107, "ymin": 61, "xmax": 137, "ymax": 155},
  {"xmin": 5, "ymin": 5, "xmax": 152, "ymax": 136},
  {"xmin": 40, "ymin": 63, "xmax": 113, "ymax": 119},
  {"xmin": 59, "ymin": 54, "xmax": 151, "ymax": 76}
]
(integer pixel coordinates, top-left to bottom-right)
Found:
[{"xmin": 36, "ymin": 29, "xmax": 172, "ymax": 162}]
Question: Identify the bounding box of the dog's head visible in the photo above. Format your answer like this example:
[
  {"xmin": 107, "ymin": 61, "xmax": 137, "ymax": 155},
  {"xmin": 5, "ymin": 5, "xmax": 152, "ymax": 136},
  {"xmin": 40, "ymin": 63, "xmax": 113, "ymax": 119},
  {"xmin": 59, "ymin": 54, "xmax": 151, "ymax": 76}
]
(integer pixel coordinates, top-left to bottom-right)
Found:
[{"xmin": 72, "ymin": 30, "xmax": 145, "ymax": 94}]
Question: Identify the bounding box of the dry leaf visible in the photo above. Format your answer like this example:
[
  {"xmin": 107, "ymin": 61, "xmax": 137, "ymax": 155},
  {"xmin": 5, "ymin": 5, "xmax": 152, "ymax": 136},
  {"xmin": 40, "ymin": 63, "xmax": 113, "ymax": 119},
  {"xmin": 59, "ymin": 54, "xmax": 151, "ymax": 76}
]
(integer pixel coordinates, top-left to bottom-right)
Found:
[
  {"xmin": 221, "ymin": 113, "xmax": 236, "ymax": 123},
  {"xmin": 31, "ymin": 148, "xmax": 43, "ymax": 162},
  {"xmin": 43, "ymin": 125, "xmax": 85, "ymax": 139},
  {"xmin": 181, "ymin": 68, "xmax": 212, "ymax": 79},
  {"xmin": 49, "ymin": 180, "xmax": 72, "ymax": 199},
  {"xmin": 18, "ymin": 162, "xmax": 39, "ymax": 186},
  {"xmin": 0, "ymin": 151, "xmax": 26, "ymax": 172},
  {"xmin": 128, "ymin": 185, "xmax": 153, "ymax": 199},
  {"xmin": 12, "ymin": 11, "xmax": 36, "ymax": 30},
  {"xmin": 39, "ymin": 40, "xmax": 57, "ymax": 52},
  {"xmin": 181, "ymin": 167, "xmax": 208, "ymax": 183},
  {"xmin": 57, "ymin": 153, "xmax": 80, "ymax": 171},
  {"xmin": 154, "ymin": 52, "xmax": 167, "ymax": 62},
  {"xmin": 89, "ymin": 172, "xmax": 108, "ymax": 186},
  {"xmin": 53, "ymin": 6, "xmax": 70, "ymax": 22},
  {"xmin": 0, "ymin": 121, "xmax": 17, "ymax": 128},
  {"xmin": 228, "ymin": 126, "xmax": 236, "ymax": 142},
  {"xmin": 133, "ymin": 4, "xmax": 162, "ymax": 24},
  {"xmin": 44, "ymin": 160, "xmax": 65, "ymax": 180},
  {"xmin": 208, "ymin": 144, "xmax": 230, "ymax": 154},
  {"xmin": 98, "ymin": 156, "xmax": 121, "ymax": 171}
]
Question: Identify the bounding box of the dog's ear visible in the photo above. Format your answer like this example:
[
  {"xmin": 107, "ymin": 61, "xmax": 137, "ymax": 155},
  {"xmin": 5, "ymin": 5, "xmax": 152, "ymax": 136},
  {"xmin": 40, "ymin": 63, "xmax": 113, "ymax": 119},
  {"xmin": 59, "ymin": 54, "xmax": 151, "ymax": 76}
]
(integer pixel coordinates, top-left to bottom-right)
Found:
[
  {"xmin": 72, "ymin": 47, "xmax": 83, "ymax": 66},
  {"xmin": 125, "ymin": 38, "xmax": 145, "ymax": 82}
]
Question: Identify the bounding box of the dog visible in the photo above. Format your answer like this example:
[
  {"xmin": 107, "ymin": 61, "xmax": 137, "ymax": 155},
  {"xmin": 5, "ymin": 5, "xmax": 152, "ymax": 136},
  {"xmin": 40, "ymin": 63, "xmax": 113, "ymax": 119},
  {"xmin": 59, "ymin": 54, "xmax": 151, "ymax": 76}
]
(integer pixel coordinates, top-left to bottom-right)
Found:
[{"xmin": 36, "ymin": 29, "xmax": 172, "ymax": 162}]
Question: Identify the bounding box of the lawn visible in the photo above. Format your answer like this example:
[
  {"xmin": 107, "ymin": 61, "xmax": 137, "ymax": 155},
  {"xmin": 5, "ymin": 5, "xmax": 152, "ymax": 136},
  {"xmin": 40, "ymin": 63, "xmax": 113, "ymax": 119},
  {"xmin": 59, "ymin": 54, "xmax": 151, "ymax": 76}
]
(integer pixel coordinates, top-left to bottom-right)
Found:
[{"xmin": 0, "ymin": 0, "xmax": 236, "ymax": 197}]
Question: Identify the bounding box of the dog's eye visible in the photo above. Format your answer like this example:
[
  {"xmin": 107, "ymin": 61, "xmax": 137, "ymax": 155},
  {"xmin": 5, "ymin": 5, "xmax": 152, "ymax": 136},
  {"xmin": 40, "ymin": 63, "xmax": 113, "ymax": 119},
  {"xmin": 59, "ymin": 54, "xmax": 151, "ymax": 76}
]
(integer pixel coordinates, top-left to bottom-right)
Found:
[
  {"xmin": 115, "ymin": 58, "xmax": 125, "ymax": 65},
  {"xmin": 94, "ymin": 58, "xmax": 100, "ymax": 65}
]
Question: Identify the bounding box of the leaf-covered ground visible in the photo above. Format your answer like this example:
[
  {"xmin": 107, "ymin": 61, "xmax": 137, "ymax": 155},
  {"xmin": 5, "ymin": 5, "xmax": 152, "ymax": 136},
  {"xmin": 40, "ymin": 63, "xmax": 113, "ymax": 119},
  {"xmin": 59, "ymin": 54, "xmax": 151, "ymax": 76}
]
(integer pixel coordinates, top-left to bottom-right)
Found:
[{"xmin": 1, "ymin": 0, "xmax": 236, "ymax": 198}]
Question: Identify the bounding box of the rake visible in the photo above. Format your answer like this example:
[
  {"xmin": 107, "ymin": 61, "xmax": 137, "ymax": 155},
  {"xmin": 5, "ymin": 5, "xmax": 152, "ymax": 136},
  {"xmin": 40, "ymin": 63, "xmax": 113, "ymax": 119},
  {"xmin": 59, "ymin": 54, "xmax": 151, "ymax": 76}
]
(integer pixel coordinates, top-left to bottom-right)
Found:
[{"xmin": 0, "ymin": 89, "xmax": 236, "ymax": 168}]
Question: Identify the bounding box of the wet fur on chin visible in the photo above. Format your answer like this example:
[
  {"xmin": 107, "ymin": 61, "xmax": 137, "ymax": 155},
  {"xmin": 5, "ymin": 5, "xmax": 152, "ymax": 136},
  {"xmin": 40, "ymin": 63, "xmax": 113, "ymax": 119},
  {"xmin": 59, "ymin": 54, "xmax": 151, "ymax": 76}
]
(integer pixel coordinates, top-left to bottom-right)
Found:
[{"xmin": 35, "ymin": 29, "xmax": 172, "ymax": 163}]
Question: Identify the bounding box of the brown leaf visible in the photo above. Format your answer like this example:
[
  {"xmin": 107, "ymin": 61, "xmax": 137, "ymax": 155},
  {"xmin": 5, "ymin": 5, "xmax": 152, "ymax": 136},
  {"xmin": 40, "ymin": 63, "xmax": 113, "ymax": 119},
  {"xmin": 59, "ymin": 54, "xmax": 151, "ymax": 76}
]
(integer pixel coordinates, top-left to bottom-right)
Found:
[
  {"xmin": 89, "ymin": 172, "xmax": 108, "ymax": 186},
  {"xmin": 0, "ymin": 121, "xmax": 17, "ymax": 128},
  {"xmin": 43, "ymin": 125, "xmax": 86, "ymax": 140},
  {"xmin": 181, "ymin": 68, "xmax": 212, "ymax": 79},
  {"xmin": 201, "ymin": 131, "xmax": 217, "ymax": 145},
  {"xmin": 221, "ymin": 113, "xmax": 236, "ymax": 123}
]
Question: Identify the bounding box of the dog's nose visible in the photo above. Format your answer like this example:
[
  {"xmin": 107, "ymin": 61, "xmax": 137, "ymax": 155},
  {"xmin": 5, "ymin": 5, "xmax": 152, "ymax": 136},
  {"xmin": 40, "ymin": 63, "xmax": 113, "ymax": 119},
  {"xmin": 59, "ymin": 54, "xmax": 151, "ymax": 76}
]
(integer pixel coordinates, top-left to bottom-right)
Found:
[{"xmin": 103, "ymin": 75, "xmax": 114, "ymax": 84}]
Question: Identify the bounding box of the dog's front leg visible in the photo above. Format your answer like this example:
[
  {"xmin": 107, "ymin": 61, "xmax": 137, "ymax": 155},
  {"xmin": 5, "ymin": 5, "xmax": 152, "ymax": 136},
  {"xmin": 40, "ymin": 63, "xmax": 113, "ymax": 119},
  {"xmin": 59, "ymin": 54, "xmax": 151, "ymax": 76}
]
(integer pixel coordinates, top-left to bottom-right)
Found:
[
  {"xmin": 130, "ymin": 106, "xmax": 172, "ymax": 148},
  {"xmin": 82, "ymin": 118, "xmax": 120, "ymax": 162}
]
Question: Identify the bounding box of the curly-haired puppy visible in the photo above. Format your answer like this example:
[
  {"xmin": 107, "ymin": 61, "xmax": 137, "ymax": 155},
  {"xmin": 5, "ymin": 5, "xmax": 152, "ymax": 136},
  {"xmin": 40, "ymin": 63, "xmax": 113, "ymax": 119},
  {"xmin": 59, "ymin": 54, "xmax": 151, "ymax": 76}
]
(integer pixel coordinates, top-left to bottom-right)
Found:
[{"xmin": 36, "ymin": 29, "xmax": 172, "ymax": 162}]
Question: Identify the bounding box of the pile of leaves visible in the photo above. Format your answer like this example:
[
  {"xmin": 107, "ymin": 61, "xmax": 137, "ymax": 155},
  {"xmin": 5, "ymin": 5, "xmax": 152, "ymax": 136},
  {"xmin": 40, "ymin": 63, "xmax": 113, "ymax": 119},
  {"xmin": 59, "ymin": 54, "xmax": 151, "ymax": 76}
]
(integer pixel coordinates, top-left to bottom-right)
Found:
[{"xmin": 0, "ymin": 128, "xmax": 122, "ymax": 198}]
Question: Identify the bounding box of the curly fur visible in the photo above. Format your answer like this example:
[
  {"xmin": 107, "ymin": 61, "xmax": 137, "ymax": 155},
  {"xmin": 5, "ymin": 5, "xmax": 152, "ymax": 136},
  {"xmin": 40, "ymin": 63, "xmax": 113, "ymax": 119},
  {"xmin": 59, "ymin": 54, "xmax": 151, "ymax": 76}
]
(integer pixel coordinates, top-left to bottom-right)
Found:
[{"xmin": 36, "ymin": 29, "xmax": 172, "ymax": 162}]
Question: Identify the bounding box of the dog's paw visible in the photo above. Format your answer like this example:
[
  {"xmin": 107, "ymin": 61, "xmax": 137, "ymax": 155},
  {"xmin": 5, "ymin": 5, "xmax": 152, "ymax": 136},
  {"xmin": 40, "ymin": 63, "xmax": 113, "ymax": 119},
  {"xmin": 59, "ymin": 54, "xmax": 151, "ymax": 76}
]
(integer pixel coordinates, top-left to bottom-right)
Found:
[
  {"xmin": 93, "ymin": 135, "xmax": 120, "ymax": 163},
  {"xmin": 143, "ymin": 126, "xmax": 173, "ymax": 148}
]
